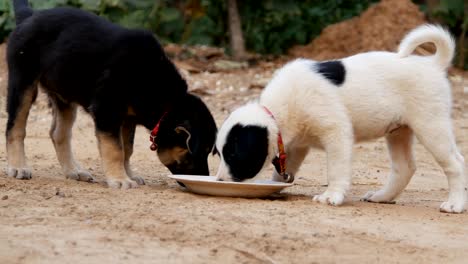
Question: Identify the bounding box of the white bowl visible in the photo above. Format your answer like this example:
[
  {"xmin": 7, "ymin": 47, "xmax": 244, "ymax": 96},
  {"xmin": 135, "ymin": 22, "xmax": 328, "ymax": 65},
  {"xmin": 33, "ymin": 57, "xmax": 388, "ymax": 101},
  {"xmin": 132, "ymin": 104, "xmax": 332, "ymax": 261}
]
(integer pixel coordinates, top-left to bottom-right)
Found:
[{"xmin": 169, "ymin": 175, "xmax": 293, "ymax": 198}]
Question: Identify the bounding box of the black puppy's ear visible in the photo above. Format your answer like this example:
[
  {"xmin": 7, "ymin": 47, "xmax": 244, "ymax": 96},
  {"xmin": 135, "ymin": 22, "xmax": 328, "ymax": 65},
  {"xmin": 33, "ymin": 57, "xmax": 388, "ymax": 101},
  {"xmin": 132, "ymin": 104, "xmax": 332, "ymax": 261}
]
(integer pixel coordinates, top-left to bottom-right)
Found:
[
  {"xmin": 212, "ymin": 145, "xmax": 219, "ymax": 156},
  {"xmin": 175, "ymin": 126, "xmax": 192, "ymax": 154}
]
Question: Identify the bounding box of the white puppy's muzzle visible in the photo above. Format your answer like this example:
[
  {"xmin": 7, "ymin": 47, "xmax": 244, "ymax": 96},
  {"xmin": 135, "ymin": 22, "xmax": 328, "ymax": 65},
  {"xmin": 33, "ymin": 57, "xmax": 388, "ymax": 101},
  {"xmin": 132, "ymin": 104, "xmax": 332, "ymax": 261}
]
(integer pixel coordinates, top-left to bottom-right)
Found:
[{"xmin": 215, "ymin": 161, "xmax": 232, "ymax": 181}]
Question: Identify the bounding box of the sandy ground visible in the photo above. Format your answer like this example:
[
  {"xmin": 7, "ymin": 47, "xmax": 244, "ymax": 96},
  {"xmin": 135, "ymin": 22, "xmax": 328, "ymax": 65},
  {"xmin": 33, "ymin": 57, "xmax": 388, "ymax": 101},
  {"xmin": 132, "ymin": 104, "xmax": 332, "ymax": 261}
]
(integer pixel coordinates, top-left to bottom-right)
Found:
[{"xmin": 0, "ymin": 45, "xmax": 468, "ymax": 263}]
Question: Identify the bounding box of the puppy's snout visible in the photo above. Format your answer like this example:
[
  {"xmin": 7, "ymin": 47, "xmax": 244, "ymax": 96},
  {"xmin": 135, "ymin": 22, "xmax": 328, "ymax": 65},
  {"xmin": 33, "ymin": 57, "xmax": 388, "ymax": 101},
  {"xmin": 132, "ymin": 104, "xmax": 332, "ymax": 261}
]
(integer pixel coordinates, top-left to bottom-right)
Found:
[{"xmin": 215, "ymin": 161, "xmax": 231, "ymax": 182}]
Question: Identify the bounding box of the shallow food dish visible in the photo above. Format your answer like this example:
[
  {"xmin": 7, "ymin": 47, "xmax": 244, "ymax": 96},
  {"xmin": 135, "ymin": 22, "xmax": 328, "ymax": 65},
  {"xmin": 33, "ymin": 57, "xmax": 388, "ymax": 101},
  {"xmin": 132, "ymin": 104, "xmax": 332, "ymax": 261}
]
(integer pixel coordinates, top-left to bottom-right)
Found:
[{"xmin": 169, "ymin": 175, "xmax": 293, "ymax": 198}]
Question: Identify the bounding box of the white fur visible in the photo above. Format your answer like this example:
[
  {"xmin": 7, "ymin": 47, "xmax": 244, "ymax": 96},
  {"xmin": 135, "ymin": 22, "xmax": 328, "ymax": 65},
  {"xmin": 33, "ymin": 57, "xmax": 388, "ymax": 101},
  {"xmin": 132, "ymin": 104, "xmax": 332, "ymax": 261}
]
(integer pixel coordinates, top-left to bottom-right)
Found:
[
  {"xmin": 216, "ymin": 24, "xmax": 467, "ymax": 213},
  {"xmin": 398, "ymin": 24, "xmax": 455, "ymax": 69}
]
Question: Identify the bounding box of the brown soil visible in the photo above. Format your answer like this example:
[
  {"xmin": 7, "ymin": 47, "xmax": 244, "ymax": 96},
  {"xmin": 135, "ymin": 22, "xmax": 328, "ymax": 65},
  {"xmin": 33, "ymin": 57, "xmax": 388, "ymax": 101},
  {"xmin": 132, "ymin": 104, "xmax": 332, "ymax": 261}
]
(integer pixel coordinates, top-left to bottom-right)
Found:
[
  {"xmin": 1, "ymin": 40, "xmax": 468, "ymax": 264},
  {"xmin": 289, "ymin": 0, "xmax": 426, "ymax": 60}
]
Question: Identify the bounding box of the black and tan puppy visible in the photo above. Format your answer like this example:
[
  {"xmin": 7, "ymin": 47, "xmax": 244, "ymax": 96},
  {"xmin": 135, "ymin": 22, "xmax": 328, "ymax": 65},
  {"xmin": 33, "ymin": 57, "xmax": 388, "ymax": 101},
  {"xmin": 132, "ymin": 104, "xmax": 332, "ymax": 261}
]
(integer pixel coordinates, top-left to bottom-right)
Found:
[{"xmin": 5, "ymin": 0, "xmax": 217, "ymax": 189}]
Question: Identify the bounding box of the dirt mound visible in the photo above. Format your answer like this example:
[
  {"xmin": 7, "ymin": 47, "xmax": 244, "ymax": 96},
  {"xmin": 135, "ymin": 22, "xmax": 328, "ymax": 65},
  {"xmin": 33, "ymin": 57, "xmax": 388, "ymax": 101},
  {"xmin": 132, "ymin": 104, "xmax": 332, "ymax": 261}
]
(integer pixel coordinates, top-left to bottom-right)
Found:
[{"xmin": 289, "ymin": 0, "xmax": 426, "ymax": 60}]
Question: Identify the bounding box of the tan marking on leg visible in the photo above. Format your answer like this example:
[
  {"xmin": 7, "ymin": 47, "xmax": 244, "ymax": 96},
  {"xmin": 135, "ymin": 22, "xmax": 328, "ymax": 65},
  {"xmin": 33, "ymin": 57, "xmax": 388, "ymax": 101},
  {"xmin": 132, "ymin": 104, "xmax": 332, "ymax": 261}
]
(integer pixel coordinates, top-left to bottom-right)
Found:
[
  {"xmin": 121, "ymin": 120, "xmax": 144, "ymax": 185},
  {"xmin": 50, "ymin": 103, "xmax": 94, "ymax": 182},
  {"xmin": 123, "ymin": 145, "xmax": 133, "ymax": 178},
  {"xmin": 96, "ymin": 131, "xmax": 137, "ymax": 189},
  {"xmin": 6, "ymin": 88, "xmax": 36, "ymax": 179}
]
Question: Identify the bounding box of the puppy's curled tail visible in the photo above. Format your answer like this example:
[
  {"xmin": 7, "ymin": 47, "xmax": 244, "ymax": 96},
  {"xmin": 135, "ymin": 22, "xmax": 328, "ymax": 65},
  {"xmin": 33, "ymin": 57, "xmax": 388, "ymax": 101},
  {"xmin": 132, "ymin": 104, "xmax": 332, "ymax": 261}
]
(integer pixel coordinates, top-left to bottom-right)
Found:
[
  {"xmin": 13, "ymin": 0, "xmax": 33, "ymax": 25},
  {"xmin": 398, "ymin": 24, "xmax": 455, "ymax": 69}
]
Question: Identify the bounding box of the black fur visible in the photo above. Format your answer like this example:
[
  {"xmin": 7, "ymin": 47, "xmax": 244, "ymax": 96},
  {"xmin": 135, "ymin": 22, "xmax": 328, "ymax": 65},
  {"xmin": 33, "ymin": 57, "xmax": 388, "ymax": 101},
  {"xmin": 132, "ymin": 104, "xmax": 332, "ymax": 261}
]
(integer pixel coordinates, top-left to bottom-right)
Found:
[
  {"xmin": 314, "ymin": 60, "xmax": 346, "ymax": 86},
  {"xmin": 155, "ymin": 95, "xmax": 216, "ymax": 175},
  {"xmin": 6, "ymin": 2, "xmax": 217, "ymax": 176},
  {"xmin": 222, "ymin": 124, "xmax": 268, "ymax": 182}
]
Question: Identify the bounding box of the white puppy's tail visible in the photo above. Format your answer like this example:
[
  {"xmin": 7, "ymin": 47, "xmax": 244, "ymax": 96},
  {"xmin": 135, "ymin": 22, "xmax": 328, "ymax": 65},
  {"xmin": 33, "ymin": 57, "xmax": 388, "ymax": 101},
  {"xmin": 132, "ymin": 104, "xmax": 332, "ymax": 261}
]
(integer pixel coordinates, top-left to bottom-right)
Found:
[{"xmin": 398, "ymin": 24, "xmax": 455, "ymax": 69}]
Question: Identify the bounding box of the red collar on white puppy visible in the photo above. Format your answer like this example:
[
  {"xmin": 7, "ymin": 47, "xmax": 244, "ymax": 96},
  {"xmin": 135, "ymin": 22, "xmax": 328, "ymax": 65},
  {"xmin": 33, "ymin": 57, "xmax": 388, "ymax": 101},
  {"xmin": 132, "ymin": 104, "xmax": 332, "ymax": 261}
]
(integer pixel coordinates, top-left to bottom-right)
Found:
[{"xmin": 261, "ymin": 106, "xmax": 292, "ymax": 183}]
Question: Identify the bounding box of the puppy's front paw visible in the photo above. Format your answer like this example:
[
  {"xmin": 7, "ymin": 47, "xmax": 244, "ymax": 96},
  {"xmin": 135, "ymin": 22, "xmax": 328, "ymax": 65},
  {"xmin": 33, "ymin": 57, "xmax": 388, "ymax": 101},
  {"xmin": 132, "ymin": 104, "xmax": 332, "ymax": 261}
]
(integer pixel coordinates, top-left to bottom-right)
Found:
[
  {"xmin": 361, "ymin": 190, "xmax": 396, "ymax": 204},
  {"xmin": 107, "ymin": 178, "xmax": 139, "ymax": 189},
  {"xmin": 130, "ymin": 175, "xmax": 145, "ymax": 185},
  {"xmin": 313, "ymin": 191, "xmax": 345, "ymax": 206},
  {"xmin": 66, "ymin": 170, "xmax": 95, "ymax": 182},
  {"xmin": 7, "ymin": 167, "xmax": 32, "ymax": 180},
  {"xmin": 440, "ymin": 200, "xmax": 466, "ymax": 214}
]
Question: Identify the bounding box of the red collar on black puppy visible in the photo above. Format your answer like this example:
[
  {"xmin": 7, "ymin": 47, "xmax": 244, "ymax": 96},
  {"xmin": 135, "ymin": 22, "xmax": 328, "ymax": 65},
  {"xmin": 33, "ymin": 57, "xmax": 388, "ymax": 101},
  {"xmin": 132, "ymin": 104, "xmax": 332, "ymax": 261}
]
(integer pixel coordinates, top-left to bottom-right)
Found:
[
  {"xmin": 149, "ymin": 111, "xmax": 169, "ymax": 151},
  {"xmin": 261, "ymin": 106, "xmax": 290, "ymax": 182}
]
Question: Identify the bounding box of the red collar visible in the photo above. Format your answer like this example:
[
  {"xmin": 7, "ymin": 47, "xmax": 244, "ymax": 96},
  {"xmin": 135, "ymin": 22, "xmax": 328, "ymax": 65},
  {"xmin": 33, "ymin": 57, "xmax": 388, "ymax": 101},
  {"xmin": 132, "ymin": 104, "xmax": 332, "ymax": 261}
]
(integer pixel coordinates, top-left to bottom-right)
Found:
[
  {"xmin": 262, "ymin": 106, "xmax": 287, "ymax": 177},
  {"xmin": 149, "ymin": 111, "xmax": 169, "ymax": 151}
]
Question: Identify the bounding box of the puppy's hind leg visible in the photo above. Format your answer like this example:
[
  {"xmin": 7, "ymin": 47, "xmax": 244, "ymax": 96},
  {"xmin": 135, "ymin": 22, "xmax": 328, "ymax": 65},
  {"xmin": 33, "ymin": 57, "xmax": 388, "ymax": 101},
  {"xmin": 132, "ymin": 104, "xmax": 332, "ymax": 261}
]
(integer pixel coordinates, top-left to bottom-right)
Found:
[
  {"xmin": 412, "ymin": 119, "xmax": 466, "ymax": 213},
  {"xmin": 362, "ymin": 126, "xmax": 416, "ymax": 203},
  {"xmin": 121, "ymin": 118, "xmax": 145, "ymax": 185},
  {"xmin": 49, "ymin": 98, "xmax": 94, "ymax": 182},
  {"xmin": 6, "ymin": 81, "xmax": 37, "ymax": 180}
]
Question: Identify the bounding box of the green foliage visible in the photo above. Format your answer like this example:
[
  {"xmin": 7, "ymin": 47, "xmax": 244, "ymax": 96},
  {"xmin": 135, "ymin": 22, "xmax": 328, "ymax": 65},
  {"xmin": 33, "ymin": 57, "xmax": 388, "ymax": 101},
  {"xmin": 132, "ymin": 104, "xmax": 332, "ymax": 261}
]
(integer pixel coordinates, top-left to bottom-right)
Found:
[
  {"xmin": 0, "ymin": 0, "xmax": 464, "ymax": 65},
  {"xmin": 147, "ymin": 0, "xmax": 227, "ymax": 46},
  {"xmin": 0, "ymin": 0, "xmax": 377, "ymax": 54},
  {"xmin": 426, "ymin": 0, "xmax": 467, "ymax": 69},
  {"xmin": 238, "ymin": 0, "xmax": 376, "ymax": 54},
  {"xmin": 432, "ymin": 0, "xmax": 465, "ymax": 27},
  {"xmin": 0, "ymin": 0, "xmax": 14, "ymax": 41}
]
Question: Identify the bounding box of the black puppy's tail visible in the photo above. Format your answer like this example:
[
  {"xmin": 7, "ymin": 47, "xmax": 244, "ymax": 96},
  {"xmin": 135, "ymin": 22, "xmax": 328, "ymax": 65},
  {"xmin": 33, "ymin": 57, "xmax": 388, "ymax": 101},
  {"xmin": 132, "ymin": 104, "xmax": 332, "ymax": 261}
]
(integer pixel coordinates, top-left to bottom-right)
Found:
[{"xmin": 13, "ymin": 0, "xmax": 33, "ymax": 25}]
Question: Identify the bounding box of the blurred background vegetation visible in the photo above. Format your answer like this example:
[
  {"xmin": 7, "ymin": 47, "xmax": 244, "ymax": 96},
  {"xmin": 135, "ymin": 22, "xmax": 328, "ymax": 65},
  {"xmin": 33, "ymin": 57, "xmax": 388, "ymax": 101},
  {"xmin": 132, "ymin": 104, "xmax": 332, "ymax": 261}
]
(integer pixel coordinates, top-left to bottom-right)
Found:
[{"xmin": 0, "ymin": 0, "xmax": 466, "ymax": 68}]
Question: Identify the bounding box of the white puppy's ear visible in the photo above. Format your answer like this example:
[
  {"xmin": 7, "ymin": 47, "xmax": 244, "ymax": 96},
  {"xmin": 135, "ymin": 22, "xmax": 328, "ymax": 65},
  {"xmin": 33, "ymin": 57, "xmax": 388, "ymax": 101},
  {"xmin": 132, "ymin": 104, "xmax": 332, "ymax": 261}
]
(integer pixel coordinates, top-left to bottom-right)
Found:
[{"xmin": 175, "ymin": 126, "xmax": 192, "ymax": 154}]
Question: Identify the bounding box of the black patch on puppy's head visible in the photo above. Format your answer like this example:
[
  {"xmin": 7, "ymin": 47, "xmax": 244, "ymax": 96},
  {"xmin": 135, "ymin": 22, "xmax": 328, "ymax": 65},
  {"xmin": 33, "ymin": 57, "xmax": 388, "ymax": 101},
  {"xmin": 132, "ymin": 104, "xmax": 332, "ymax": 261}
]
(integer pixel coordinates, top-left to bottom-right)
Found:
[
  {"xmin": 155, "ymin": 93, "xmax": 217, "ymax": 176},
  {"xmin": 314, "ymin": 60, "xmax": 346, "ymax": 86},
  {"xmin": 222, "ymin": 124, "xmax": 269, "ymax": 182}
]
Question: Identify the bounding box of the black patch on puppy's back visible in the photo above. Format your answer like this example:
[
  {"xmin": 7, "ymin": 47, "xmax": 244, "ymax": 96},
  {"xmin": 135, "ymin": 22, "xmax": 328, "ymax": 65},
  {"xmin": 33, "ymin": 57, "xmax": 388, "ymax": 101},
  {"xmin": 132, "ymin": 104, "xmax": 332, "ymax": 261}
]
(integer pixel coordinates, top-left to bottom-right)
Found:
[
  {"xmin": 222, "ymin": 124, "xmax": 268, "ymax": 182},
  {"xmin": 314, "ymin": 60, "xmax": 346, "ymax": 86}
]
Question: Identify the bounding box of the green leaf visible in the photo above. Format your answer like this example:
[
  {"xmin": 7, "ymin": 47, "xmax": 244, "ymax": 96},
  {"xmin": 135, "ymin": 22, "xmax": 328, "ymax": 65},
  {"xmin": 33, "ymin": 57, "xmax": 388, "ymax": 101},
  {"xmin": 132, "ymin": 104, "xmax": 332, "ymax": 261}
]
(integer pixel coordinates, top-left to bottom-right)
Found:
[
  {"xmin": 31, "ymin": 0, "xmax": 69, "ymax": 10},
  {"xmin": 100, "ymin": 0, "xmax": 127, "ymax": 10},
  {"xmin": 124, "ymin": 0, "xmax": 153, "ymax": 9},
  {"xmin": 0, "ymin": 0, "xmax": 10, "ymax": 12},
  {"xmin": 159, "ymin": 7, "xmax": 181, "ymax": 23},
  {"xmin": 117, "ymin": 10, "xmax": 147, "ymax": 29},
  {"xmin": 78, "ymin": 0, "xmax": 101, "ymax": 12}
]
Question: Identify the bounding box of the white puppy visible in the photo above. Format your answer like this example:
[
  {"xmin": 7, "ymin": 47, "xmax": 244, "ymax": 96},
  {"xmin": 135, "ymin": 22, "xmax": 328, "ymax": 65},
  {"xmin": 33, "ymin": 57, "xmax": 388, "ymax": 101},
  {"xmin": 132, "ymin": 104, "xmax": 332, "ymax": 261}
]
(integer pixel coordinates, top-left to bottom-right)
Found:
[{"xmin": 215, "ymin": 24, "xmax": 467, "ymax": 213}]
